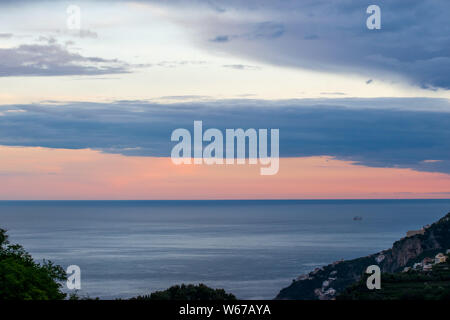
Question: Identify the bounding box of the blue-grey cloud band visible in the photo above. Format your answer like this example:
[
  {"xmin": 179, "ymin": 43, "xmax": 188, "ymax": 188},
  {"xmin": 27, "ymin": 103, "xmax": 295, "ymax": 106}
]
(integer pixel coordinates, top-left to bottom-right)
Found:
[{"xmin": 1, "ymin": 98, "xmax": 449, "ymax": 174}]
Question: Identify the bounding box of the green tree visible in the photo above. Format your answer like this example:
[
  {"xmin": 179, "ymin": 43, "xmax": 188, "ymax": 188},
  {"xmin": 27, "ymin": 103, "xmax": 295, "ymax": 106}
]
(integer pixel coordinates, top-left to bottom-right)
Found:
[
  {"xmin": 131, "ymin": 283, "xmax": 236, "ymax": 300},
  {"xmin": 0, "ymin": 228, "xmax": 67, "ymax": 300}
]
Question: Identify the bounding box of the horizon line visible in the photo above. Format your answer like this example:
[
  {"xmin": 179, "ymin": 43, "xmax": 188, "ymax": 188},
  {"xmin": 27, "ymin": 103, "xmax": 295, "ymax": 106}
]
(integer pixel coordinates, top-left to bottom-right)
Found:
[{"xmin": 1, "ymin": 198, "xmax": 449, "ymax": 202}]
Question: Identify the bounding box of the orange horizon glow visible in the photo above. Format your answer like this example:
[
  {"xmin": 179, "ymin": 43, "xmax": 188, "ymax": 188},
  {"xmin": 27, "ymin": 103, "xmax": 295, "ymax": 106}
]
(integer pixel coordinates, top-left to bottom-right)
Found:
[{"xmin": 0, "ymin": 145, "xmax": 449, "ymax": 200}]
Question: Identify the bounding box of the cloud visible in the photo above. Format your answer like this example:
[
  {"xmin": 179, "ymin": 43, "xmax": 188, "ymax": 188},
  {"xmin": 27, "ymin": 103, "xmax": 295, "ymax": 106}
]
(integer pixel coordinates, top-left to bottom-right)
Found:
[
  {"xmin": 53, "ymin": 29, "xmax": 99, "ymax": 39},
  {"xmin": 222, "ymin": 64, "xmax": 261, "ymax": 70},
  {"xmin": 148, "ymin": 0, "xmax": 450, "ymax": 90},
  {"xmin": 37, "ymin": 35, "xmax": 57, "ymax": 44},
  {"xmin": 1, "ymin": 98, "xmax": 450, "ymax": 174},
  {"xmin": 209, "ymin": 21, "xmax": 284, "ymax": 44},
  {"xmin": 248, "ymin": 22, "xmax": 284, "ymax": 40},
  {"xmin": 304, "ymin": 34, "xmax": 319, "ymax": 40},
  {"xmin": 0, "ymin": 43, "xmax": 134, "ymax": 77},
  {"xmin": 155, "ymin": 95, "xmax": 212, "ymax": 101},
  {"xmin": 0, "ymin": 33, "xmax": 13, "ymax": 38},
  {"xmin": 210, "ymin": 35, "xmax": 229, "ymax": 43},
  {"xmin": 1, "ymin": 1, "xmax": 447, "ymax": 88},
  {"xmin": 153, "ymin": 60, "xmax": 207, "ymax": 68},
  {"xmin": 320, "ymin": 92, "xmax": 346, "ymax": 96},
  {"xmin": 77, "ymin": 29, "xmax": 98, "ymax": 39}
]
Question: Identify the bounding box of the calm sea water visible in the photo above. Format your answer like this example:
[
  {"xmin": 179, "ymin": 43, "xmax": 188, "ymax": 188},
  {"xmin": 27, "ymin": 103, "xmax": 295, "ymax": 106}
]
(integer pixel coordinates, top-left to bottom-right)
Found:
[{"xmin": 0, "ymin": 200, "xmax": 449, "ymax": 299}]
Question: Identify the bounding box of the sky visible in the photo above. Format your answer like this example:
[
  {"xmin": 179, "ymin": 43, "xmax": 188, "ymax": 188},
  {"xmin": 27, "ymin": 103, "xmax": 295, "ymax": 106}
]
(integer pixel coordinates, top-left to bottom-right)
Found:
[{"xmin": 0, "ymin": 0, "xmax": 449, "ymax": 199}]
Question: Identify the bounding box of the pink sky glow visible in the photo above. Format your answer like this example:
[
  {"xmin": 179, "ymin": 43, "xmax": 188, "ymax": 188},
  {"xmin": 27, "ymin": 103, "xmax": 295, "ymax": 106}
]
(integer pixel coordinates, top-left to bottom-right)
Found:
[{"xmin": 1, "ymin": 146, "xmax": 449, "ymax": 200}]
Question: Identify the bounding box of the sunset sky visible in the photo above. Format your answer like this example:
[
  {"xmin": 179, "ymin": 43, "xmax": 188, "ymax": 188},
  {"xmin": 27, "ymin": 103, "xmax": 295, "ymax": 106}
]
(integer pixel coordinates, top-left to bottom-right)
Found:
[{"xmin": 1, "ymin": 0, "xmax": 449, "ymax": 199}]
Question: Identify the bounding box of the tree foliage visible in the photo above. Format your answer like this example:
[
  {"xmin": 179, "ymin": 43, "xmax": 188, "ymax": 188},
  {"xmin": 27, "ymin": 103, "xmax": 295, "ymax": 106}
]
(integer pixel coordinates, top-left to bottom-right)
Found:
[
  {"xmin": 0, "ymin": 228, "xmax": 67, "ymax": 300},
  {"xmin": 338, "ymin": 258, "xmax": 450, "ymax": 300},
  {"xmin": 131, "ymin": 283, "xmax": 236, "ymax": 300}
]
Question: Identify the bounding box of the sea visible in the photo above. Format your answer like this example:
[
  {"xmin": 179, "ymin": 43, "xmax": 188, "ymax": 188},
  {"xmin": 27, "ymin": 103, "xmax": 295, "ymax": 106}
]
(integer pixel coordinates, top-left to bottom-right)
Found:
[{"xmin": 0, "ymin": 199, "xmax": 449, "ymax": 299}]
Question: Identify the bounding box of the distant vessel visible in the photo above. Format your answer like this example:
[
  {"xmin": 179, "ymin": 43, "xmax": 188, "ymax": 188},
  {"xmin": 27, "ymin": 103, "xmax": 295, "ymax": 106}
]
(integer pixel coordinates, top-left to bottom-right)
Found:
[{"xmin": 353, "ymin": 216, "xmax": 363, "ymax": 221}]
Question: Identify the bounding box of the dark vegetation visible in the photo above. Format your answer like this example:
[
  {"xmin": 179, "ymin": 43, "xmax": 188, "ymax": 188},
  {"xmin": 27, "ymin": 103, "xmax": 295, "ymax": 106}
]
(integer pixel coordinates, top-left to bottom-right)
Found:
[
  {"xmin": 0, "ymin": 228, "xmax": 67, "ymax": 300},
  {"xmin": 130, "ymin": 283, "xmax": 236, "ymax": 300},
  {"xmin": 339, "ymin": 259, "xmax": 450, "ymax": 300}
]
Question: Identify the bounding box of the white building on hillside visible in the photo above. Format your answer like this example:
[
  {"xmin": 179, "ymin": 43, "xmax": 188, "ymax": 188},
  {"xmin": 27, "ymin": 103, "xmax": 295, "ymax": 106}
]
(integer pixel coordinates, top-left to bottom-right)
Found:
[{"xmin": 435, "ymin": 253, "xmax": 447, "ymax": 264}]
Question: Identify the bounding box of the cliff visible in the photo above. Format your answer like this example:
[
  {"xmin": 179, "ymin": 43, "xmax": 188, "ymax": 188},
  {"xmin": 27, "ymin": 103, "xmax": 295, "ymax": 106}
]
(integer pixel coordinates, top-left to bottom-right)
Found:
[{"xmin": 275, "ymin": 212, "xmax": 450, "ymax": 300}]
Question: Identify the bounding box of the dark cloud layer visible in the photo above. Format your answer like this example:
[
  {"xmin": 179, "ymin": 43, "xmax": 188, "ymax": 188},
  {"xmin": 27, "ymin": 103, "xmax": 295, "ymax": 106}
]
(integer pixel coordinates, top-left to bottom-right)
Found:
[
  {"xmin": 156, "ymin": 0, "xmax": 450, "ymax": 89},
  {"xmin": 1, "ymin": 98, "xmax": 449, "ymax": 174}
]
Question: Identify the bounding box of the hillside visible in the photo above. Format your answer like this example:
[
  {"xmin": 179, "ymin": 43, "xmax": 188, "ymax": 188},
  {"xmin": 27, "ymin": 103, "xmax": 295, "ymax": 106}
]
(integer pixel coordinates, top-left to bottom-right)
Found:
[
  {"xmin": 276, "ymin": 212, "xmax": 450, "ymax": 300},
  {"xmin": 338, "ymin": 258, "xmax": 450, "ymax": 300}
]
